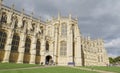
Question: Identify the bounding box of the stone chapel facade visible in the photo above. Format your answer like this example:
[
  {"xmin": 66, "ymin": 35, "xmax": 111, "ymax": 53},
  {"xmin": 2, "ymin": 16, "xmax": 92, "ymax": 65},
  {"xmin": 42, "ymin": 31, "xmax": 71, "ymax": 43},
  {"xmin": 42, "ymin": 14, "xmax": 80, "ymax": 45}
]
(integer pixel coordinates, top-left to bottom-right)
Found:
[{"xmin": 0, "ymin": 0, "xmax": 109, "ymax": 66}]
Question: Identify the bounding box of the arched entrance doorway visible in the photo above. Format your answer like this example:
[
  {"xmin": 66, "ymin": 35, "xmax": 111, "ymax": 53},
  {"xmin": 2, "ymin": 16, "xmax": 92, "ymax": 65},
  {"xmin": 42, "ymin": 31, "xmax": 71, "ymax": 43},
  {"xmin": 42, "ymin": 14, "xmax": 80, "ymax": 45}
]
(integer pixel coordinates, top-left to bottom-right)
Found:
[{"xmin": 45, "ymin": 55, "xmax": 53, "ymax": 65}]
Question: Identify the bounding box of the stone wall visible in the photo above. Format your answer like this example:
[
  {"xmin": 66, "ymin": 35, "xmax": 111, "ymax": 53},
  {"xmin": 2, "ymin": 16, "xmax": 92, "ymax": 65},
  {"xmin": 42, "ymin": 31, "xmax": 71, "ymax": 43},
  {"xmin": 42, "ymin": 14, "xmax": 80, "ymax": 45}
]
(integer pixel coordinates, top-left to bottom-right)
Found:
[{"xmin": 0, "ymin": 1, "xmax": 109, "ymax": 66}]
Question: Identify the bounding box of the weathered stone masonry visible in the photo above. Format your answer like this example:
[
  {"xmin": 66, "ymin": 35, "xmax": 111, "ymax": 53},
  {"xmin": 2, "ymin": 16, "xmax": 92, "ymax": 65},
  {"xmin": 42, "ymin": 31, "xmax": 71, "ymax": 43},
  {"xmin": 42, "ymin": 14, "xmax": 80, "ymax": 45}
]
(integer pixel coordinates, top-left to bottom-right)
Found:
[{"xmin": 0, "ymin": 0, "xmax": 109, "ymax": 66}]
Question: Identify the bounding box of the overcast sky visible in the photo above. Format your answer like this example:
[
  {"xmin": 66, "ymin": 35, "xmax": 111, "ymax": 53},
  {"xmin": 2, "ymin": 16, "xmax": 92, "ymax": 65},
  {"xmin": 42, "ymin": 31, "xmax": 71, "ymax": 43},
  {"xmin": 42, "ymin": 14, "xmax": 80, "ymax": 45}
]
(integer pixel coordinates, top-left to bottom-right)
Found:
[{"xmin": 2, "ymin": 0, "xmax": 120, "ymax": 57}]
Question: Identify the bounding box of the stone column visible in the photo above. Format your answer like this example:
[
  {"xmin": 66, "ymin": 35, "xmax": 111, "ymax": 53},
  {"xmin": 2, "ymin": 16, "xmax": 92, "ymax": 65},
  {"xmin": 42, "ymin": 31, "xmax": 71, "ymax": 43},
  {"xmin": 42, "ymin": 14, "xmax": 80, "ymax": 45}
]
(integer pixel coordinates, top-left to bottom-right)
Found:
[
  {"xmin": 67, "ymin": 24, "xmax": 73, "ymax": 63},
  {"xmin": 74, "ymin": 25, "xmax": 82, "ymax": 66},
  {"xmin": 17, "ymin": 33, "xmax": 26, "ymax": 63},
  {"xmin": 29, "ymin": 36, "xmax": 36, "ymax": 64},
  {"xmin": 2, "ymin": 30, "xmax": 13, "ymax": 63},
  {"xmin": 40, "ymin": 39, "xmax": 46, "ymax": 65},
  {"xmin": 54, "ymin": 25, "xmax": 58, "ymax": 63}
]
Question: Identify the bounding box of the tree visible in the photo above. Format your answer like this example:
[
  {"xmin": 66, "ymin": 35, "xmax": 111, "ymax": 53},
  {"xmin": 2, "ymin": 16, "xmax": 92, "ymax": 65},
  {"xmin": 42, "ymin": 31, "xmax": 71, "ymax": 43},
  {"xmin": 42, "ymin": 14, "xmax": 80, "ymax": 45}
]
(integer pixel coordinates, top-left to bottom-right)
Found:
[
  {"xmin": 109, "ymin": 57, "xmax": 115, "ymax": 64},
  {"xmin": 109, "ymin": 56, "xmax": 120, "ymax": 64},
  {"xmin": 114, "ymin": 56, "xmax": 120, "ymax": 63}
]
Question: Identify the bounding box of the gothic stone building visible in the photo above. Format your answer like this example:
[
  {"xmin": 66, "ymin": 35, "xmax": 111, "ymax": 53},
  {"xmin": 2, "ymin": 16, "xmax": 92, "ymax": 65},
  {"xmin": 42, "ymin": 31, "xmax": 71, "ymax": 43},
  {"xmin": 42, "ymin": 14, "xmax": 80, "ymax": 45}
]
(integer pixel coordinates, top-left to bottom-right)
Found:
[{"xmin": 0, "ymin": 1, "xmax": 109, "ymax": 66}]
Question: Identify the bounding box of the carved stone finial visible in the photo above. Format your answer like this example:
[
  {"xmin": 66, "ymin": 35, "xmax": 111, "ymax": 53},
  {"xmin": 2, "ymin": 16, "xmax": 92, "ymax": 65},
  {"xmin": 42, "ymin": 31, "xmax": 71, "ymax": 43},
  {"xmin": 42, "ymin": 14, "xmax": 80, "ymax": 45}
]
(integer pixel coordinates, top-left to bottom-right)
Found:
[
  {"xmin": 22, "ymin": 8, "xmax": 24, "ymax": 13},
  {"xmin": 76, "ymin": 16, "xmax": 78, "ymax": 21},
  {"xmin": 69, "ymin": 13, "xmax": 72, "ymax": 20},
  {"xmin": 58, "ymin": 11, "xmax": 61, "ymax": 20},
  {"xmin": 20, "ymin": 8, "xmax": 24, "ymax": 16},
  {"xmin": 12, "ymin": 4, "xmax": 15, "ymax": 9},
  {"xmin": 30, "ymin": 12, "xmax": 33, "ymax": 19},
  {"xmin": 87, "ymin": 34, "xmax": 90, "ymax": 40}
]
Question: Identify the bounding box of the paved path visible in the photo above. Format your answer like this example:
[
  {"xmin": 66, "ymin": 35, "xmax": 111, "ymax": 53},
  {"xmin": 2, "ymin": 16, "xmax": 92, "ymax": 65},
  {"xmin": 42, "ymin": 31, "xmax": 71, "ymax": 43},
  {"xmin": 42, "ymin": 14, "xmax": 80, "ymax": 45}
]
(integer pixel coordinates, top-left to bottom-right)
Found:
[{"xmin": 69, "ymin": 66, "xmax": 116, "ymax": 73}]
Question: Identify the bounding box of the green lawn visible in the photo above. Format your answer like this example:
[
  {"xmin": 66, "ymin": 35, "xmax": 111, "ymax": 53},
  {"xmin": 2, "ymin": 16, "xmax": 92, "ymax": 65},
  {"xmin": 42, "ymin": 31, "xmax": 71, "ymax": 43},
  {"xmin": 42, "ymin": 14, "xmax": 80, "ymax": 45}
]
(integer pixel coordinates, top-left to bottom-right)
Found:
[
  {"xmin": 0, "ymin": 66, "xmax": 98, "ymax": 73},
  {"xmin": 3, "ymin": 63, "xmax": 120, "ymax": 73},
  {"xmin": 82, "ymin": 66, "xmax": 120, "ymax": 73},
  {"xmin": 0, "ymin": 63, "xmax": 98, "ymax": 73},
  {"xmin": 0, "ymin": 63, "xmax": 120, "ymax": 73},
  {"xmin": 0, "ymin": 63, "xmax": 38, "ymax": 69}
]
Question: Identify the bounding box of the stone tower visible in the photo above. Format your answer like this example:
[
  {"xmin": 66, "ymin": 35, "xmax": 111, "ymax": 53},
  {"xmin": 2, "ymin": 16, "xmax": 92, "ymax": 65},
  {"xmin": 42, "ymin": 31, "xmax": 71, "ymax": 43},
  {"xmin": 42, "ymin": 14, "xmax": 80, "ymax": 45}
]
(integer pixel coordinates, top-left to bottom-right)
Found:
[{"xmin": 45, "ymin": 14, "xmax": 82, "ymax": 66}]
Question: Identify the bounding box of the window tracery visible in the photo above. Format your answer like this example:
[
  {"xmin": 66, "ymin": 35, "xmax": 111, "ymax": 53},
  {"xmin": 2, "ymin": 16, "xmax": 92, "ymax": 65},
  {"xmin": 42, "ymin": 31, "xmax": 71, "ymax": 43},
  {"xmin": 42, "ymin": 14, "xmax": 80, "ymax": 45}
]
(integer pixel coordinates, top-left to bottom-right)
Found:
[
  {"xmin": 25, "ymin": 37, "xmax": 31, "ymax": 53},
  {"xmin": 60, "ymin": 41, "xmax": 67, "ymax": 56},
  {"xmin": 0, "ymin": 30, "xmax": 7, "ymax": 50},
  {"xmin": 61, "ymin": 23, "xmax": 67, "ymax": 37},
  {"xmin": 36, "ymin": 40, "xmax": 40, "ymax": 56},
  {"xmin": 11, "ymin": 34, "xmax": 20, "ymax": 52}
]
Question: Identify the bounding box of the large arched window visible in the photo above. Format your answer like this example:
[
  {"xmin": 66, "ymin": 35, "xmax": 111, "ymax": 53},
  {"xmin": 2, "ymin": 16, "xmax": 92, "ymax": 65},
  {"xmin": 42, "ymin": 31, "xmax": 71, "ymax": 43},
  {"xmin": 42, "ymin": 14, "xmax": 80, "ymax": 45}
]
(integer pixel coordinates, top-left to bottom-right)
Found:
[
  {"xmin": 0, "ymin": 30, "xmax": 7, "ymax": 50},
  {"xmin": 25, "ymin": 37, "xmax": 31, "ymax": 53},
  {"xmin": 11, "ymin": 34, "xmax": 20, "ymax": 52},
  {"xmin": 0, "ymin": 12, "xmax": 7, "ymax": 23},
  {"xmin": 60, "ymin": 41, "xmax": 67, "ymax": 56},
  {"xmin": 61, "ymin": 23, "xmax": 67, "ymax": 36},
  {"xmin": 46, "ymin": 41, "xmax": 49, "ymax": 51},
  {"xmin": 36, "ymin": 40, "xmax": 40, "ymax": 56}
]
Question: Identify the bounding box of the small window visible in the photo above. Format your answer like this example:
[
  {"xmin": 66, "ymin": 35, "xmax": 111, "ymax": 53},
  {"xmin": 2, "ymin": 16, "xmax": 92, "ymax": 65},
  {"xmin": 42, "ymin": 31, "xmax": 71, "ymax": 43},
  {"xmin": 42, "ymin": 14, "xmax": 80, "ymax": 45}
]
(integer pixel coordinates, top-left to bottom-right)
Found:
[{"xmin": 46, "ymin": 41, "xmax": 49, "ymax": 51}]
